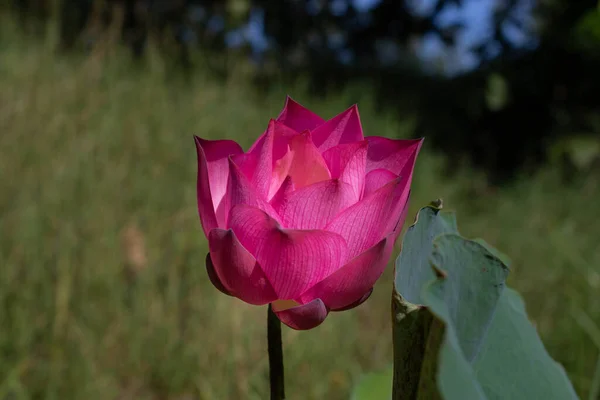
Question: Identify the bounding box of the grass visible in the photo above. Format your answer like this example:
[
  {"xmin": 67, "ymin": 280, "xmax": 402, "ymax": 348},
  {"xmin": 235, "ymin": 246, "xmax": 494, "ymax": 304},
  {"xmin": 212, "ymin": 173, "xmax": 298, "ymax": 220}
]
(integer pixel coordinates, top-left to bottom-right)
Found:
[{"xmin": 1, "ymin": 18, "xmax": 599, "ymax": 400}]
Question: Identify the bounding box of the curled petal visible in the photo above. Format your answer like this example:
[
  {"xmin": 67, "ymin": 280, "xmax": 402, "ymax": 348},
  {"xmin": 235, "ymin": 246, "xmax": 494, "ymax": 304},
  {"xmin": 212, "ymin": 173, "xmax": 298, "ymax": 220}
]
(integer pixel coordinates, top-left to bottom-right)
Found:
[
  {"xmin": 195, "ymin": 137, "xmax": 244, "ymax": 211},
  {"xmin": 229, "ymin": 205, "xmax": 348, "ymax": 299},
  {"xmin": 276, "ymin": 96, "xmax": 325, "ymax": 133},
  {"xmin": 299, "ymin": 236, "xmax": 394, "ymax": 310},
  {"xmin": 274, "ymin": 179, "xmax": 356, "ymax": 230},
  {"xmin": 274, "ymin": 298, "xmax": 329, "ymax": 330},
  {"xmin": 197, "ymin": 137, "xmax": 244, "ymax": 162},
  {"xmin": 325, "ymin": 178, "xmax": 404, "ymax": 258},
  {"xmin": 363, "ymin": 168, "xmax": 398, "ymax": 198},
  {"xmin": 205, "ymin": 253, "xmax": 233, "ymax": 296},
  {"xmin": 366, "ymin": 137, "xmax": 423, "ymax": 175},
  {"xmin": 322, "ymin": 141, "xmax": 368, "ymax": 202},
  {"xmin": 312, "ymin": 105, "xmax": 364, "ymax": 152},
  {"xmin": 208, "ymin": 229, "xmax": 278, "ymax": 305},
  {"xmin": 287, "ymin": 131, "xmax": 331, "ymax": 189},
  {"xmin": 332, "ymin": 288, "xmax": 373, "ymax": 312}
]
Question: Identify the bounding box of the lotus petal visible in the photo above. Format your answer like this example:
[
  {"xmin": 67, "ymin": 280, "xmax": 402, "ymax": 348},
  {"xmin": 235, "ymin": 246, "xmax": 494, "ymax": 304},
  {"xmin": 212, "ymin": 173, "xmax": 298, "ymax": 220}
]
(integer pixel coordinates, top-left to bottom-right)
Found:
[
  {"xmin": 208, "ymin": 228, "xmax": 277, "ymax": 305},
  {"xmin": 299, "ymin": 236, "xmax": 394, "ymax": 310},
  {"xmin": 313, "ymin": 105, "xmax": 364, "ymax": 152},
  {"xmin": 322, "ymin": 141, "xmax": 368, "ymax": 202},
  {"xmin": 366, "ymin": 137, "xmax": 423, "ymax": 175},
  {"xmin": 274, "ymin": 179, "xmax": 356, "ymax": 229},
  {"xmin": 229, "ymin": 205, "xmax": 348, "ymax": 299},
  {"xmin": 274, "ymin": 298, "xmax": 329, "ymax": 330}
]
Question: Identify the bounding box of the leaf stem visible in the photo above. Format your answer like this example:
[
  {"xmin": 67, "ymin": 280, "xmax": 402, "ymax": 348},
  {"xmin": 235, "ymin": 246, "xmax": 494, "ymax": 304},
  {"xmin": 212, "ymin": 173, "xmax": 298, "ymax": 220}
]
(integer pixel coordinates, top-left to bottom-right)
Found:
[{"xmin": 268, "ymin": 304, "xmax": 285, "ymax": 400}]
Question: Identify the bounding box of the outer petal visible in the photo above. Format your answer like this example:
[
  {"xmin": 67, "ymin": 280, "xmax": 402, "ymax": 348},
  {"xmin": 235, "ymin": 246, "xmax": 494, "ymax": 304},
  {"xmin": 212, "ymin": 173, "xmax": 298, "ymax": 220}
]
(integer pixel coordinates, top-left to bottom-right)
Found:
[
  {"xmin": 381, "ymin": 147, "xmax": 419, "ymax": 236},
  {"xmin": 195, "ymin": 137, "xmax": 244, "ymax": 210},
  {"xmin": 312, "ymin": 105, "xmax": 364, "ymax": 152},
  {"xmin": 208, "ymin": 228, "xmax": 278, "ymax": 305},
  {"xmin": 229, "ymin": 205, "xmax": 348, "ymax": 299},
  {"xmin": 322, "ymin": 141, "xmax": 368, "ymax": 202},
  {"xmin": 323, "ymin": 198, "xmax": 410, "ymax": 312},
  {"xmin": 298, "ymin": 235, "xmax": 394, "ymax": 310},
  {"xmin": 273, "ymin": 179, "xmax": 356, "ymax": 229},
  {"xmin": 205, "ymin": 253, "xmax": 233, "ymax": 296},
  {"xmin": 366, "ymin": 137, "xmax": 423, "ymax": 175},
  {"xmin": 219, "ymin": 157, "xmax": 281, "ymax": 227},
  {"xmin": 363, "ymin": 168, "xmax": 398, "ymax": 197},
  {"xmin": 276, "ymin": 96, "xmax": 325, "ymax": 133},
  {"xmin": 197, "ymin": 137, "xmax": 244, "ymax": 160},
  {"xmin": 274, "ymin": 298, "xmax": 329, "ymax": 330},
  {"xmin": 391, "ymin": 191, "xmax": 411, "ymax": 241},
  {"xmin": 194, "ymin": 137, "xmax": 218, "ymax": 235},
  {"xmin": 287, "ymin": 131, "xmax": 331, "ymax": 189},
  {"xmin": 325, "ymin": 177, "xmax": 403, "ymax": 259},
  {"xmin": 333, "ymin": 288, "xmax": 373, "ymax": 312}
]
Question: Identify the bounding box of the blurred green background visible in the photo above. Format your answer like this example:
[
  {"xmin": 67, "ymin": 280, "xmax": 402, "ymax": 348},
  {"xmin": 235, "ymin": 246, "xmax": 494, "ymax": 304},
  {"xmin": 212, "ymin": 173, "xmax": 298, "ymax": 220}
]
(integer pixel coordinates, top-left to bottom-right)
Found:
[{"xmin": 1, "ymin": 1, "xmax": 600, "ymax": 399}]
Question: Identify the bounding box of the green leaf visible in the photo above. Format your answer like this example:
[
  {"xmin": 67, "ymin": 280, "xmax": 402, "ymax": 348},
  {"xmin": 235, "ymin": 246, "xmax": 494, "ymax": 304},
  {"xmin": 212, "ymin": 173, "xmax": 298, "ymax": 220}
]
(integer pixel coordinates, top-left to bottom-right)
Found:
[
  {"xmin": 471, "ymin": 288, "xmax": 577, "ymax": 399},
  {"xmin": 394, "ymin": 205, "xmax": 457, "ymax": 305},
  {"xmin": 471, "ymin": 238, "xmax": 511, "ymax": 267},
  {"xmin": 386, "ymin": 204, "xmax": 578, "ymax": 400},
  {"xmin": 352, "ymin": 367, "xmax": 393, "ymax": 400},
  {"xmin": 425, "ymin": 235, "xmax": 509, "ymax": 364}
]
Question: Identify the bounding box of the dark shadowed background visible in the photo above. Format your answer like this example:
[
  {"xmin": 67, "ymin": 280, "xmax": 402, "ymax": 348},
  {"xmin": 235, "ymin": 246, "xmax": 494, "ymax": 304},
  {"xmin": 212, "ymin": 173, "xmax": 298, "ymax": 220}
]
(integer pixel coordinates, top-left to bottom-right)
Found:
[{"xmin": 1, "ymin": 1, "xmax": 599, "ymax": 399}]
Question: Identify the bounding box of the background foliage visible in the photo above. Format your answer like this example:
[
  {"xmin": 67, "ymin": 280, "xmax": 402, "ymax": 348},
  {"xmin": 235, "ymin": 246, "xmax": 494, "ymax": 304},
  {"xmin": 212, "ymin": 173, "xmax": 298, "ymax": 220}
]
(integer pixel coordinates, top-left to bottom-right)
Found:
[
  {"xmin": 0, "ymin": 1, "xmax": 599, "ymax": 399},
  {"xmin": 5, "ymin": 0, "xmax": 600, "ymax": 181}
]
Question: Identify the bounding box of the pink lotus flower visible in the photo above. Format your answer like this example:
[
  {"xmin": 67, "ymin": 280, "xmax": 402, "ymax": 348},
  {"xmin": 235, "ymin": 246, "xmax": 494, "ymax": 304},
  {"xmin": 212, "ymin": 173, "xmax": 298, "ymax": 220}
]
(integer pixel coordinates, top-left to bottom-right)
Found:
[{"xmin": 195, "ymin": 97, "xmax": 422, "ymax": 330}]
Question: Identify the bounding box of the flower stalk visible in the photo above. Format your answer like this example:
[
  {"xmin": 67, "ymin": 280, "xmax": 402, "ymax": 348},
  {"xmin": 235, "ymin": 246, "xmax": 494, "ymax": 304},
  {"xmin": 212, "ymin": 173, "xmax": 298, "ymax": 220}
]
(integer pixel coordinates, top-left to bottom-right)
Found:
[{"xmin": 268, "ymin": 304, "xmax": 285, "ymax": 400}]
